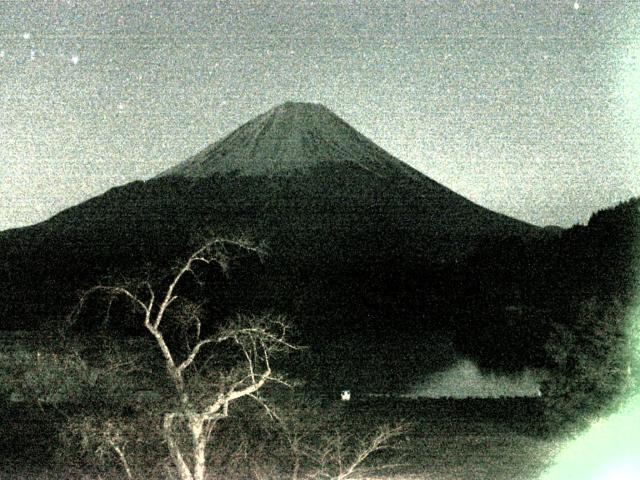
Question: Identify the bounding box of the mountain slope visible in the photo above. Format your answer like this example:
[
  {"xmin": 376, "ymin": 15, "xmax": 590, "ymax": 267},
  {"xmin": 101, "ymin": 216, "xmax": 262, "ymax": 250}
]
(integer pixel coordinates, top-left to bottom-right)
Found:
[
  {"xmin": 157, "ymin": 101, "xmax": 535, "ymax": 238},
  {"xmin": 159, "ymin": 101, "xmax": 426, "ymax": 180}
]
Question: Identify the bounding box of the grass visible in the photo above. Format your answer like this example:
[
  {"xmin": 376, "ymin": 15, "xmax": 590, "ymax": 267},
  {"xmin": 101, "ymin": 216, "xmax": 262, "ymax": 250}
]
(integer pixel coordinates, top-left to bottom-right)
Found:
[
  {"xmin": 0, "ymin": 397, "xmax": 562, "ymax": 479},
  {"xmin": 318, "ymin": 398, "xmax": 561, "ymax": 480}
]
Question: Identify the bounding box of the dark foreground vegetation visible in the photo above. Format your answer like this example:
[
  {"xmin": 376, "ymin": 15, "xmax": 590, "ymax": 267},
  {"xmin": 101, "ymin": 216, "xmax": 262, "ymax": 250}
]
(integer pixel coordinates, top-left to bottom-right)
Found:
[
  {"xmin": 0, "ymin": 397, "xmax": 558, "ymax": 480},
  {"xmin": 456, "ymin": 198, "xmax": 640, "ymax": 434}
]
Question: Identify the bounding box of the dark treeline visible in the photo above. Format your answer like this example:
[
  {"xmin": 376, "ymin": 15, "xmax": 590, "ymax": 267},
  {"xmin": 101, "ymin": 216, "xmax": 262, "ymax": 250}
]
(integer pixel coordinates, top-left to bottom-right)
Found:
[
  {"xmin": 452, "ymin": 198, "xmax": 639, "ymax": 432},
  {"xmin": 452, "ymin": 198, "xmax": 637, "ymax": 367}
]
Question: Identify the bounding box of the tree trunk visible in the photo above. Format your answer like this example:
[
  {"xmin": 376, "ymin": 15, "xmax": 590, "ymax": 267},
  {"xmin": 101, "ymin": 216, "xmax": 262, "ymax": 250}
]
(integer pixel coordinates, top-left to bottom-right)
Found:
[
  {"xmin": 164, "ymin": 413, "xmax": 194, "ymax": 480},
  {"xmin": 191, "ymin": 416, "xmax": 208, "ymax": 480},
  {"xmin": 110, "ymin": 442, "xmax": 134, "ymax": 480}
]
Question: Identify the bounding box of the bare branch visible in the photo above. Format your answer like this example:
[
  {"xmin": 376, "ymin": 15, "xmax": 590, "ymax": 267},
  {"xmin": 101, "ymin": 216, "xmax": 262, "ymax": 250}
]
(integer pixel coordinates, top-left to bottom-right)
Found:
[
  {"xmin": 334, "ymin": 424, "xmax": 407, "ymax": 480},
  {"xmin": 248, "ymin": 393, "xmax": 283, "ymax": 423},
  {"xmin": 153, "ymin": 237, "xmax": 264, "ymax": 331},
  {"xmin": 144, "ymin": 322, "xmax": 182, "ymax": 395},
  {"xmin": 107, "ymin": 439, "xmax": 135, "ymax": 480},
  {"xmin": 84, "ymin": 285, "xmax": 151, "ymax": 316},
  {"xmin": 176, "ymin": 338, "xmax": 215, "ymax": 374},
  {"xmin": 163, "ymin": 413, "xmax": 194, "ymax": 480}
]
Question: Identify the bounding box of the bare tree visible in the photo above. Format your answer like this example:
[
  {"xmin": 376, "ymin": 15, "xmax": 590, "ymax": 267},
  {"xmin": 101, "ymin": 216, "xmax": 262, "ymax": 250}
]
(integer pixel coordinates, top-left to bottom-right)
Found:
[
  {"xmin": 68, "ymin": 237, "xmax": 409, "ymax": 480},
  {"xmin": 282, "ymin": 419, "xmax": 407, "ymax": 480},
  {"xmin": 73, "ymin": 237, "xmax": 295, "ymax": 480},
  {"xmin": 312, "ymin": 423, "xmax": 407, "ymax": 480}
]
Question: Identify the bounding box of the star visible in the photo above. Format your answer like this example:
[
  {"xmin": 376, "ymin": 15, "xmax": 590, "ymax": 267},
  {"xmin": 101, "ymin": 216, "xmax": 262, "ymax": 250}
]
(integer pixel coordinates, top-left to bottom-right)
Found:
[
  {"xmin": 574, "ymin": 2, "xmax": 580, "ymax": 9},
  {"xmin": 0, "ymin": 50, "xmax": 5, "ymax": 58},
  {"xmin": 71, "ymin": 54, "xmax": 80, "ymax": 65},
  {"xmin": 22, "ymin": 32, "xmax": 31, "ymax": 40}
]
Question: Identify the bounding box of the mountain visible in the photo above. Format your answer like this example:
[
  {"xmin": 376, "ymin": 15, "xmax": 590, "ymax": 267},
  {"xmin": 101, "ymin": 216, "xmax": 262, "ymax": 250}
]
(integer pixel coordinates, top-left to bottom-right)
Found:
[
  {"xmin": 160, "ymin": 102, "xmax": 426, "ymax": 180},
  {"xmin": 0, "ymin": 102, "xmax": 542, "ymax": 389},
  {"xmin": 158, "ymin": 101, "xmax": 535, "ymax": 236}
]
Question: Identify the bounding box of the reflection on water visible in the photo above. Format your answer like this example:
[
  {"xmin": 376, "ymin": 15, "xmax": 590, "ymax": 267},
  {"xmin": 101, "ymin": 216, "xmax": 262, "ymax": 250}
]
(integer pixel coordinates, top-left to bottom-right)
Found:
[{"xmin": 408, "ymin": 358, "xmax": 545, "ymax": 399}]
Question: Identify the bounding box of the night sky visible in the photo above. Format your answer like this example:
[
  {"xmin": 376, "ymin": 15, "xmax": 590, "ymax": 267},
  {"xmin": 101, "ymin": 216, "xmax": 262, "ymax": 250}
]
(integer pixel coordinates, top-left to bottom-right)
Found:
[{"xmin": 1, "ymin": 0, "xmax": 638, "ymax": 230}]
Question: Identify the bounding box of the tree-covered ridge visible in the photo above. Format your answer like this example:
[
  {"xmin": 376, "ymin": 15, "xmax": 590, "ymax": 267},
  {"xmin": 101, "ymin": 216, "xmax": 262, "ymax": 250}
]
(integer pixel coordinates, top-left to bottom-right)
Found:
[{"xmin": 453, "ymin": 197, "xmax": 639, "ymax": 432}]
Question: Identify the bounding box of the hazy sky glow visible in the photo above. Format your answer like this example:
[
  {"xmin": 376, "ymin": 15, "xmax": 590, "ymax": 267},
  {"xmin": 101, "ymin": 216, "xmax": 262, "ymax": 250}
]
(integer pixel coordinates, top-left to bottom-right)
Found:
[{"xmin": 1, "ymin": 0, "xmax": 639, "ymax": 230}]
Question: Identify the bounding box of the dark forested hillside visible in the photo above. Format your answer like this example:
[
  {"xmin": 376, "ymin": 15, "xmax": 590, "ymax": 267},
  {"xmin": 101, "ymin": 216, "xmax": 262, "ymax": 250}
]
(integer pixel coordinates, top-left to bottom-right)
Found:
[
  {"xmin": 451, "ymin": 198, "xmax": 639, "ymax": 430},
  {"xmin": 453, "ymin": 198, "xmax": 639, "ymax": 365},
  {"xmin": 0, "ymin": 162, "xmax": 533, "ymax": 329}
]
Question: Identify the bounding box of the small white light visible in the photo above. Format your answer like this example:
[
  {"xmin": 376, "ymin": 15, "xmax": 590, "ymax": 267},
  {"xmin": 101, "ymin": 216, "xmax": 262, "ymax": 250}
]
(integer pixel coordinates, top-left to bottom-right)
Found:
[
  {"xmin": 71, "ymin": 55, "xmax": 79, "ymax": 65},
  {"xmin": 573, "ymin": 2, "xmax": 580, "ymax": 9},
  {"xmin": 341, "ymin": 390, "xmax": 351, "ymax": 401},
  {"xmin": 23, "ymin": 32, "xmax": 31, "ymax": 40}
]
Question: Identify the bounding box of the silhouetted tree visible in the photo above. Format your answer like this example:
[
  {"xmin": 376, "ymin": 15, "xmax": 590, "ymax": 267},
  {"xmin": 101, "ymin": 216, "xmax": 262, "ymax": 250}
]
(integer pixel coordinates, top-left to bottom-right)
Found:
[{"xmin": 540, "ymin": 298, "xmax": 632, "ymax": 433}]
